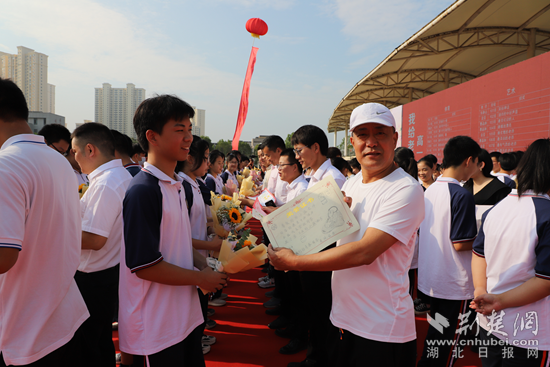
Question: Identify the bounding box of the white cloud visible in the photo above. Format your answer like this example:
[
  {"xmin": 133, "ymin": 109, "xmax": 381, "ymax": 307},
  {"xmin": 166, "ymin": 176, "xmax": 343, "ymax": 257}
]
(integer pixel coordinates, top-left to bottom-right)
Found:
[
  {"xmin": 214, "ymin": 0, "xmax": 296, "ymax": 10},
  {"xmin": 333, "ymin": 0, "xmax": 447, "ymax": 53}
]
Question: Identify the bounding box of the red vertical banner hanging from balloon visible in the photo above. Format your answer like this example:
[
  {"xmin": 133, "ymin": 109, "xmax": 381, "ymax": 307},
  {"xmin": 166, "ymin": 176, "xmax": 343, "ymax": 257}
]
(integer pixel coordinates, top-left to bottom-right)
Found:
[{"xmin": 232, "ymin": 46, "xmax": 259, "ymax": 150}]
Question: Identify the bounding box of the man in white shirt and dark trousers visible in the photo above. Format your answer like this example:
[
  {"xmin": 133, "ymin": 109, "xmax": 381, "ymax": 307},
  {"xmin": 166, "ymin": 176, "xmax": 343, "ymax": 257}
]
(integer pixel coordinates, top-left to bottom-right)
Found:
[
  {"xmin": 417, "ymin": 136, "xmax": 481, "ymax": 367},
  {"xmin": 281, "ymin": 125, "xmax": 346, "ymax": 367},
  {"xmin": 72, "ymin": 123, "xmax": 133, "ymax": 366},
  {"xmin": 270, "ymin": 105, "xmax": 424, "ymax": 367},
  {"xmin": 0, "ymin": 78, "xmax": 89, "ymax": 366}
]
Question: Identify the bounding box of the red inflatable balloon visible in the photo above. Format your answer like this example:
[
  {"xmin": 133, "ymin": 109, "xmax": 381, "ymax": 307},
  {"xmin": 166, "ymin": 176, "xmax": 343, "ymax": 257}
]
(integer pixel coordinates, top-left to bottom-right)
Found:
[{"xmin": 246, "ymin": 18, "xmax": 268, "ymax": 39}]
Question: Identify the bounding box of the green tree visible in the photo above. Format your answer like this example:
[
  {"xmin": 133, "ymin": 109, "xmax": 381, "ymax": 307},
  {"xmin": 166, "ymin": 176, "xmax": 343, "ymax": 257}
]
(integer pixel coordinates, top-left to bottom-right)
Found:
[
  {"xmin": 285, "ymin": 133, "xmax": 293, "ymax": 148},
  {"xmin": 200, "ymin": 135, "xmax": 212, "ymax": 147},
  {"xmin": 338, "ymin": 136, "xmax": 355, "ymax": 157},
  {"xmin": 214, "ymin": 139, "xmax": 232, "ymax": 154},
  {"xmin": 238, "ymin": 141, "xmax": 253, "ymax": 156}
]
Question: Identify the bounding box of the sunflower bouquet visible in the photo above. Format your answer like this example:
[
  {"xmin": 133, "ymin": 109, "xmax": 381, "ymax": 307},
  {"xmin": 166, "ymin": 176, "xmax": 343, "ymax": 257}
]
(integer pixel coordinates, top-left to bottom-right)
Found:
[
  {"xmin": 216, "ymin": 228, "xmax": 268, "ymax": 274},
  {"xmin": 210, "ymin": 192, "xmax": 253, "ymax": 238},
  {"xmin": 78, "ymin": 183, "xmax": 89, "ymax": 199}
]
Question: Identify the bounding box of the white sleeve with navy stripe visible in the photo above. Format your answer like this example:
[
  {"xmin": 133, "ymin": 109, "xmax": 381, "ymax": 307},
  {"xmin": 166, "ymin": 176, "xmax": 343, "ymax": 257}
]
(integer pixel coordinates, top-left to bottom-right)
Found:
[{"xmin": 475, "ymin": 190, "xmax": 550, "ymax": 349}]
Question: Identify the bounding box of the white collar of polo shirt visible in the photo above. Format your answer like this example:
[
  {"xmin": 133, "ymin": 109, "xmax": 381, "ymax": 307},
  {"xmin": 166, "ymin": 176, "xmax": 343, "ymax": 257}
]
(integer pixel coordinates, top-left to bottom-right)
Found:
[
  {"xmin": 311, "ymin": 159, "xmax": 331, "ymax": 181},
  {"xmin": 177, "ymin": 171, "xmax": 199, "ymax": 189},
  {"xmin": 88, "ymin": 159, "xmax": 124, "ymax": 182},
  {"xmin": 1, "ymin": 134, "xmax": 46, "ymax": 151},
  {"xmin": 289, "ymin": 174, "xmax": 305, "ymax": 189},
  {"xmin": 143, "ymin": 162, "xmax": 182, "ymax": 189},
  {"xmin": 436, "ymin": 176, "xmax": 460, "ymax": 185}
]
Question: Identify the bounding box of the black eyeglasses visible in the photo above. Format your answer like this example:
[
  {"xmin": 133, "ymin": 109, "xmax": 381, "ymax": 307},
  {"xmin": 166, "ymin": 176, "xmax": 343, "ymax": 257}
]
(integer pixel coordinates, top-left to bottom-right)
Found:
[{"xmin": 47, "ymin": 141, "xmax": 69, "ymax": 157}]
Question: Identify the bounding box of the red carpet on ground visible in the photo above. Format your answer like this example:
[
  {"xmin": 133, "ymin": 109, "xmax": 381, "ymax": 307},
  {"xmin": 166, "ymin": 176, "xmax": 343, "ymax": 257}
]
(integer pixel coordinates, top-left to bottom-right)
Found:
[{"xmin": 114, "ymin": 218, "xmax": 481, "ymax": 366}]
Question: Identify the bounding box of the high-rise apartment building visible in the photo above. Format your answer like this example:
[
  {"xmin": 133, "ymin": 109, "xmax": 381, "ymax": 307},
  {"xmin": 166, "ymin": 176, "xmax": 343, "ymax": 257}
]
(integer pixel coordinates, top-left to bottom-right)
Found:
[
  {"xmin": 191, "ymin": 107, "xmax": 205, "ymax": 137},
  {"xmin": 0, "ymin": 46, "xmax": 55, "ymax": 113},
  {"xmin": 94, "ymin": 83, "xmax": 146, "ymax": 139}
]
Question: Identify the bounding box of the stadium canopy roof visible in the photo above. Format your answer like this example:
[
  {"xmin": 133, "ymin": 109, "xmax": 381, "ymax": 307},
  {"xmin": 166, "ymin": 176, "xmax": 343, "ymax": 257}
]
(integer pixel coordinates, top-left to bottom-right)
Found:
[{"xmin": 328, "ymin": 0, "xmax": 550, "ymax": 133}]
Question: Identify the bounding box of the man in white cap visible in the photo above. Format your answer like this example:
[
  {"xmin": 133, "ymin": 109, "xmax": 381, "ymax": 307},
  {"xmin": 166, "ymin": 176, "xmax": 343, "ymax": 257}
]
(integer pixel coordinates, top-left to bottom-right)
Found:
[{"xmin": 269, "ymin": 103, "xmax": 424, "ymax": 367}]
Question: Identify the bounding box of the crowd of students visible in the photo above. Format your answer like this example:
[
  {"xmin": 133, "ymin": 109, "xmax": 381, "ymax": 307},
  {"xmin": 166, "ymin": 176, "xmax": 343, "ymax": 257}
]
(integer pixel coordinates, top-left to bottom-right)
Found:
[{"xmin": 1, "ymin": 75, "xmax": 549, "ymax": 367}]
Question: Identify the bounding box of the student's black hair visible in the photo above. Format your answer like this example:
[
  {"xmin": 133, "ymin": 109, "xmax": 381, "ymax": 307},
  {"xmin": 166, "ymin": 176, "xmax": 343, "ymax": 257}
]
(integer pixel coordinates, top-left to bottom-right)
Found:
[
  {"xmin": 280, "ymin": 148, "xmax": 303, "ymax": 174},
  {"xmin": 262, "ymin": 135, "xmax": 286, "ymax": 153},
  {"xmin": 489, "ymin": 151, "xmax": 501, "ymax": 159},
  {"xmin": 110, "ymin": 129, "xmax": 133, "ymax": 157},
  {"xmin": 517, "ymin": 139, "xmax": 550, "ymax": 197},
  {"xmin": 331, "ymin": 157, "xmax": 351, "ymax": 176},
  {"xmin": 498, "ymin": 152, "xmax": 517, "ymax": 172},
  {"xmin": 514, "ymin": 150, "xmax": 524, "ymax": 165},
  {"xmin": 327, "ymin": 147, "xmax": 342, "ymax": 159},
  {"xmin": 441, "ymin": 136, "xmax": 481, "ymax": 169},
  {"xmin": 209, "ymin": 149, "xmax": 225, "ymax": 166},
  {"xmin": 257, "ymin": 143, "xmax": 264, "ymax": 151},
  {"xmin": 71, "ymin": 122, "xmax": 115, "ymax": 157},
  {"xmin": 0, "ymin": 78, "xmax": 28, "ymax": 122},
  {"xmin": 230, "ymin": 150, "xmax": 242, "ymax": 162},
  {"xmin": 177, "ymin": 135, "xmax": 209, "ymax": 173},
  {"xmin": 394, "ymin": 147, "xmax": 418, "ymax": 178},
  {"xmin": 291, "ymin": 125, "xmax": 329, "ymax": 156},
  {"xmin": 38, "ymin": 123, "xmax": 71, "ymax": 145},
  {"xmin": 349, "ymin": 158, "xmax": 360, "ymax": 171},
  {"xmin": 133, "ymin": 94, "xmax": 195, "ymax": 152},
  {"xmin": 226, "ymin": 153, "xmax": 239, "ymax": 165},
  {"xmin": 241, "ymin": 155, "xmax": 250, "ymax": 163},
  {"xmin": 418, "ymin": 154, "xmax": 437, "ymax": 169},
  {"xmin": 477, "ymin": 149, "xmax": 493, "ymax": 178},
  {"xmin": 132, "ymin": 143, "xmax": 145, "ymax": 156}
]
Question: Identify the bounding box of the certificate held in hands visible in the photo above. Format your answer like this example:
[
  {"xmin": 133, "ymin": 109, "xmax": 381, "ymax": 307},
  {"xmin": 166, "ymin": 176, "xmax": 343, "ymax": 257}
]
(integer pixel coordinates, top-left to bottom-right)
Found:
[{"xmin": 261, "ymin": 176, "xmax": 360, "ymax": 256}]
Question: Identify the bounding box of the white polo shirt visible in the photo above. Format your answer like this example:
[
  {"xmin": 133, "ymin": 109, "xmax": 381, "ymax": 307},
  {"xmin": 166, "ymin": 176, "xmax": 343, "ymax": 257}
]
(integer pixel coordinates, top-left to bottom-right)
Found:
[
  {"xmin": 308, "ymin": 159, "xmax": 346, "ymax": 190},
  {"xmin": 178, "ymin": 172, "xmax": 208, "ymax": 257},
  {"xmin": 0, "ymin": 134, "xmax": 89, "ymax": 365},
  {"xmin": 119, "ymin": 163, "xmax": 202, "ymax": 356},
  {"xmin": 473, "ymin": 190, "xmax": 550, "ymax": 350},
  {"xmin": 418, "ymin": 177, "xmax": 478, "ymax": 300},
  {"xmin": 284, "ymin": 174, "xmax": 308, "ymax": 203},
  {"xmin": 80, "ymin": 159, "xmax": 132, "ymax": 273},
  {"xmin": 330, "ymin": 168, "xmax": 425, "ymax": 343}
]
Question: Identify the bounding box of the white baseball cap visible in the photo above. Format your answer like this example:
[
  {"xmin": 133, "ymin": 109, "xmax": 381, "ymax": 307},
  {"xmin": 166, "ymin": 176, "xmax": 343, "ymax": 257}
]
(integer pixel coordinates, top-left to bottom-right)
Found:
[{"xmin": 349, "ymin": 103, "xmax": 396, "ymax": 133}]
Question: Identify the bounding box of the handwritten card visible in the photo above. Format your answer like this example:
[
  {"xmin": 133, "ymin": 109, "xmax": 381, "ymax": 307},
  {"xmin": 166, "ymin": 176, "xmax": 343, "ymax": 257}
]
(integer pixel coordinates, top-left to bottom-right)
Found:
[{"xmin": 261, "ymin": 176, "xmax": 360, "ymax": 256}]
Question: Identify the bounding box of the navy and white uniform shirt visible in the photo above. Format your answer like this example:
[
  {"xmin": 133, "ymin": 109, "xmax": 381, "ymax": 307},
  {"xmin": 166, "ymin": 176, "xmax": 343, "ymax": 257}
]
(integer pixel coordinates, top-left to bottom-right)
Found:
[
  {"xmin": 494, "ymin": 172, "xmax": 516, "ymax": 189},
  {"xmin": 118, "ymin": 163, "xmax": 202, "ymax": 356},
  {"xmin": 124, "ymin": 162, "xmax": 142, "ymax": 177},
  {"xmin": 473, "ymin": 190, "xmax": 550, "ymax": 350},
  {"xmin": 418, "ymin": 177, "xmax": 478, "ymax": 300},
  {"xmin": 205, "ymin": 173, "xmax": 224, "ymax": 195},
  {"xmin": 178, "ymin": 172, "xmax": 209, "ymax": 257}
]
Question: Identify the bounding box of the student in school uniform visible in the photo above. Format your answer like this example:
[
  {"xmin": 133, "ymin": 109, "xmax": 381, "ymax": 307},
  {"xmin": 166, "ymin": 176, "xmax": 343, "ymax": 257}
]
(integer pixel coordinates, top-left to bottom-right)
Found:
[
  {"xmin": 205, "ymin": 150, "xmax": 225, "ymax": 195},
  {"xmin": 0, "ymin": 78, "xmax": 89, "ymax": 367},
  {"xmin": 220, "ymin": 153, "xmax": 240, "ymax": 189},
  {"xmin": 72, "ymin": 123, "xmax": 133, "ymax": 366},
  {"xmin": 494, "ymin": 152, "xmax": 517, "ymax": 189},
  {"xmin": 471, "ymin": 138, "xmax": 550, "ymax": 367},
  {"xmin": 176, "ymin": 136, "xmax": 224, "ymax": 354},
  {"xmin": 270, "ymin": 104, "xmax": 424, "ymax": 367},
  {"xmin": 417, "ymin": 136, "xmax": 481, "ymax": 367},
  {"xmin": 284, "ymin": 124, "xmax": 346, "ymax": 367},
  {"xmin": 119, "ymin": 95, "xmax": 227, "ymax": 367},
  {"xmin": 111, "ymin": 129, "xmax": 142, "ymax": 177}
]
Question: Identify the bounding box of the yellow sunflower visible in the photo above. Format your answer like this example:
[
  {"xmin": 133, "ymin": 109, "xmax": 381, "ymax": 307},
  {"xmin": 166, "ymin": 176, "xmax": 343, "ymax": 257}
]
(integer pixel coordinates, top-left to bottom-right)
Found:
[{"xmin": 228, "ymin": 208, "xmax": 242, "ymax": 223}]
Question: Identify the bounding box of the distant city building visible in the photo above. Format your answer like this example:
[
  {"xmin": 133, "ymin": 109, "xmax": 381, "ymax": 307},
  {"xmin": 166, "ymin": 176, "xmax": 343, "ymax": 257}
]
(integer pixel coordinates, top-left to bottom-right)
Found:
[
  {"xmin": 27, "ymin": 112, "xmax": 65, "ymax": 134},
  {"xmin": 0, "ymin": 46, "xmax": 55, "ymax": 113},
  {"xmin": 191, "ymin": 107, "xmax": 205, "ymax": 136},
  {"xmin": 251, "ymin": 135, "xmax": 270, "ymax": 149},
  {"xmin": 75, "ymin": 119, "xmax": 93, "ymax": 130},
  {"xmin": 94, "ymin": 83, "xmax": 145, "ymax": 139}
]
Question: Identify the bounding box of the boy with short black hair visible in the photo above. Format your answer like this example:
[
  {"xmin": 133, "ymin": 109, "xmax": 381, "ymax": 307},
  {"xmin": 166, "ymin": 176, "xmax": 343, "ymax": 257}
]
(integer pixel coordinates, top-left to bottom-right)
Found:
[
  {"xmin": 489, "ymin": 151, "xmax": 501, "ymax": 175},
  {"xmin": 131, "ymin": 143, "xmax": 146, "ymax": 166},
  {"xmin": 111, "ymin": 129, "xmax": 141, "ymax": 177},
  {"xmin": 417, "ymin": 135, "xmax": 481, "ymax": 367},
  {"xmin": 119, "ymin": 95, "xmax": 227, "ymax": 366},
  {"xmin": 262, "ymin": 135, "xmax": 288, "ymax": 206},
  {"xmin": 72, "ymin": 122, "xmax": 133, "ymax": 366},
  {"xmin": 496, "ymin": 152, "xmax": 517, "ymax": 188},
  {"xmin": 38, "ymin": 123, "xmax": 71, "ymax": 156}
]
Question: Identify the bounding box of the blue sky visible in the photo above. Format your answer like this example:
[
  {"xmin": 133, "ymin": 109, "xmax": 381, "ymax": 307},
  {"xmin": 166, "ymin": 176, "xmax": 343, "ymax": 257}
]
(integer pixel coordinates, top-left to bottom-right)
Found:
[{"xmin": 1, "ymin": 0, "xmax": 454, "ymax": 143}]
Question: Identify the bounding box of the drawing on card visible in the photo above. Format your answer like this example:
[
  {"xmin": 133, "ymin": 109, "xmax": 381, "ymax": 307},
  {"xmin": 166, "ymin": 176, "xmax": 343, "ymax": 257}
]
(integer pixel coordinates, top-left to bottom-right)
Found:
[{"xmin": 322, "ymin": 206, "xmax": 345, "ymax": 234}]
